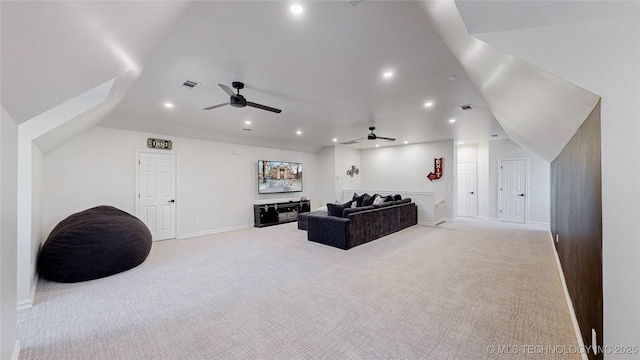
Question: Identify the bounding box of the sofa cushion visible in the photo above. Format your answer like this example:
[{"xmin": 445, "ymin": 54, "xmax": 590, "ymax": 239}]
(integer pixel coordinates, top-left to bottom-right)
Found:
[
  {"xmin": 373, "ymin": 201, "xmax": 394, "ymax": 209},
  {"xmin": 395, "ymin": 197, "xmax": 412, "ymax": 204},
  {"xmin": 342, "ymin": 205, "xmax": 374, "ymax": 218}
]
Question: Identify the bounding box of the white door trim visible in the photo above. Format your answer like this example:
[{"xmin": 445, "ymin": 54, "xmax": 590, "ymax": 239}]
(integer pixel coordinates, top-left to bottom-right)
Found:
[
  {"xmin": 135, "ymin": 150, "xmax": 178, "ymax": 240},
  {"xmin": 498, "ymin": 157, "xmax": 528, "ymax": 224}
]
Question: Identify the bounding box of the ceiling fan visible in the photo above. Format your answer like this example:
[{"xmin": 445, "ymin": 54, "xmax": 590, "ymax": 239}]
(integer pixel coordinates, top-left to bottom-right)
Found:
[
  {"xmin": 203, "ymin": 81, "xmax": 282, "ymax": 114},
  {"xmin": 340, "ymin": 126, "xmax": 396, "ymax": 145}
]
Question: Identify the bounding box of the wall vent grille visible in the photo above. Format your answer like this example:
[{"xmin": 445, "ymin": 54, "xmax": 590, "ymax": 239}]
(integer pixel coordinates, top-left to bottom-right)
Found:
[{"xmin": 459, "ymin": 104, "xmax": 474, "ymax": 111}]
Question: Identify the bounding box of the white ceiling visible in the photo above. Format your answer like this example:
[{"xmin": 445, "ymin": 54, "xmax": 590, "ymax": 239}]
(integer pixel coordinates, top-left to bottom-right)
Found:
[
  {"xmin": 456, "ymin": 0, "xmax": 637, "ymax": 35},
  {"xmin": 1, "ymin": 0, "xmax": 506, "ymax": 154}
]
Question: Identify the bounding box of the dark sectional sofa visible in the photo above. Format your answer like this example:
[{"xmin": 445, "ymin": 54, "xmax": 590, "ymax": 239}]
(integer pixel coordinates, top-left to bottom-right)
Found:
[{"xmin": 301, "ymin": 197, "xmax": 417, "ymax": 250}]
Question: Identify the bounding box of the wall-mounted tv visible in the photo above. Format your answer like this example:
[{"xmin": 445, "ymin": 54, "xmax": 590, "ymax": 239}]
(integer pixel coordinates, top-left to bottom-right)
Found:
[{"xmin": 258, "ymin": 160, "xmax": 303, "ymax": 194}]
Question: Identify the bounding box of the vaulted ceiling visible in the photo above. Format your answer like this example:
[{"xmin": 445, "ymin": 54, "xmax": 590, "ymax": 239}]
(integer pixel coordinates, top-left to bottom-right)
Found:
[{"xmin": 1, "ymin": 0, "xmax": 611, "ymax": 160}]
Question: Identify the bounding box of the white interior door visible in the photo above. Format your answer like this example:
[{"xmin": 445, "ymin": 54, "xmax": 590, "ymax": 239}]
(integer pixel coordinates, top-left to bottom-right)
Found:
[
  {"xmin": 138, "ymin": 152, "xmax": 176, "ymax": 241},
  {"xmin": 457, "ymin": 162, "xmax": 477, "ymax": 217},
  {"xmin": 500, "ymin": 159, "xmax": 526, "ymax": 224}
]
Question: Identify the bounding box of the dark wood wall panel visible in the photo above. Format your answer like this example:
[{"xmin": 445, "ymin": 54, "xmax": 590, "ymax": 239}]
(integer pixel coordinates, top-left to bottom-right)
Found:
[{"xmin": 550, "ymin": 100, "xmax": 602, "ymax": 360}]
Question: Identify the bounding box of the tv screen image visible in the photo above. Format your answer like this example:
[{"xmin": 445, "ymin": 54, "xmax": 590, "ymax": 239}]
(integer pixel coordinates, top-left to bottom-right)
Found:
[{"xmin": 258, "ymin": 160, "xmax": 303, "ymax": 194}]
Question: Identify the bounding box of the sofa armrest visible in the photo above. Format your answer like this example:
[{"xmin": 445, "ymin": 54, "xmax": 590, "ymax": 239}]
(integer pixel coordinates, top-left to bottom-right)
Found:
[{"xmin": 307, "ymin": 215, "xmax": 350, "ymax": 250}]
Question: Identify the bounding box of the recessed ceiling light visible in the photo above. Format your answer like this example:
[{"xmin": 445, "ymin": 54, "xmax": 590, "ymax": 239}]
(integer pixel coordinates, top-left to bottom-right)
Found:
[
  {"xmin": 446, "ymin": 74, "xmax": 457, "ymax": 81},
  {"xmin": 332, "ymin": 138, "xmax": 338, "ymax": 142},
  {"xmin": 424, "ymin": 101, "xmax": 433, "ymax": 108},
  {"xmin": 375, "ymin": 144, "xmax": 380, "ymax": 147},
  {"xmin": 404, "ymin": 141, "xmax": 408, "ymax": 144},
  {"xmin": 449, "ymin": 118, "xmax": 456, "ymax": 123},
  {"xmin": 164, "ymin": 102, "xmax": 174, "ymax": 108},
  {"xmin": 383, "ymin": 71, "xmax": 393, "ymax": 78},
  {"xmin": 290, "ymin": 4, "xmax": 303, "ymax": 15},
  {"xmin": 245, "ymin": 120, "xmax": 251, "ymax": 125},
  {"xmin": 458, "ymin": 141, "xmax": 464, "ymax": 145},
  {"xmin": 296, "ymin": 130, "xmax": 302, "ymax": 135}
]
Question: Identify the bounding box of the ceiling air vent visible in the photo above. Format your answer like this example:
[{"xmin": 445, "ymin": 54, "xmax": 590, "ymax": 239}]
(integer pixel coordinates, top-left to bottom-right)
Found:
[
  {"xmin": 459, "ymin": 104, "xmax": 474, "ymax": 111},
  {"xmin": 181, "ymin": 80, "xmax": 200, "ymax": 89},
  {"xmin": 345, "ymin": 0, "xmax": 365, "ymax": 6}
]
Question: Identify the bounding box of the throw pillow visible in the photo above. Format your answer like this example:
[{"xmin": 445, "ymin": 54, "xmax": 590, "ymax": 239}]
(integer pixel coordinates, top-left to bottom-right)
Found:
[
  {"xmin": 393, "ymin": 194, "xmax": 402, "ymax": 201},
  {"xmin": 372, "ymin": 195, "xmax": 384, "ymax": 205},
  {"xmin": 351, "ymin": 201, "xmax": 357, "ymax": 208},
  {"xmin": 362, "ymin": 193, "xmax": 376, "ymax": 206},
  {"xmin": 353, "ymin": 193, "xmax": 367, "ymax": 207},
  {"xmin": 384, "ymin": 195, "xmax": 394, "ymax": 203},
  {"xmin": 327, "ymin": 203, "xmax": 345, "ymax": 217}
]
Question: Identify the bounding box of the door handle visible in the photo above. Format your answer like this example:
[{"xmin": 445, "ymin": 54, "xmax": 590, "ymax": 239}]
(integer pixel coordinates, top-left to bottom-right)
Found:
[
  {"xmin": 518, "ymin": 194, "xmax": 525, "ymax": 197},
  {"xmin": 469, "ymin": 192, "xmax": 474, "ymax": 194},
  {"xmin": 168, "ymin": 199, "xmax": 175, "ymax": 203}
]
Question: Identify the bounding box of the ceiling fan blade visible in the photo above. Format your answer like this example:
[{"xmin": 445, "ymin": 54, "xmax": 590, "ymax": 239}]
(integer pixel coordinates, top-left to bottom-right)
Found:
[
  {"xmin": 340, "ymin": 138, "xmax": 365, "ymax": 145},
  {"xmin": 377, "ymin": 136, "xmax": 396, "ymax": 141},
  {"xmin": 218, "ymin": 84, "xmax": 235, "ymax": 96},
  {"xmin": 246, "ymin": 101, "xmax": 282, "ymax": 114},
  {"xmin": 203, "ymin": 102, "xmax": 229, "ymax": 110}
]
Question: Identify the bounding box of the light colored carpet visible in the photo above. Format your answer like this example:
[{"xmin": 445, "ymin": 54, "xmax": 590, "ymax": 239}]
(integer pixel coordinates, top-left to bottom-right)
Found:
[{"xmin": 18, "ymin": 219, "xmax": 581, "ymax": 359}]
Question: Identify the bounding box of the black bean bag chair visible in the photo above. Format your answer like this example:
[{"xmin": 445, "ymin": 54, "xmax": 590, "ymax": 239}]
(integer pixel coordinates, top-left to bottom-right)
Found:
[{"xmin": 38, "ymin": 205, "xmax": 152, "ymax": 283}]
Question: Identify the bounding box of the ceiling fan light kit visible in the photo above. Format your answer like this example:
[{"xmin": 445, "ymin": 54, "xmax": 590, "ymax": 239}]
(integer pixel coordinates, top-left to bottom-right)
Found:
[{"xmin": 203, "ymin": 81, "xmax": 282, "ymax": 114}]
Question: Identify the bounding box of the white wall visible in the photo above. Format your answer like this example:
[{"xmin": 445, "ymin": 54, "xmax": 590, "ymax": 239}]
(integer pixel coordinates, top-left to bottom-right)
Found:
[
  {"xmin": 477, "ymin": 142, "xmax": 490, "ymax": 219},
  {"xmin": 334, "ymin": 145, "xmax": 361, "ymax": 203},
  {"xmin": 488, "ymin": 140, "xmax": 550, "ymax": 224},
  {"xmin": 457, "ymin": 144, "xmax": 478, "ymax": 163},
  {"xmin": 360, "ymin": 140, "xmax": 455, "ymax": 220},
  {"xmin": 316, "ymin": 146, "xmax": 335, "ymax": 209},
  {"xmin": 1, "ymin": 105, "xmax": 19, "ymax": 360},
  {"xmin": 43, "ymin": 126, "xmax": 319, "ymax": 239},
  {"xmin": 473, "ymin": 6, "xmax": 640, "ymax": 351},
  {"xmin": 457, "ymin": 140, "xmax": 550, "ymax": 224},
  {"xmin": 29, "ymin": 145, "xmax": 43, "ymax": 302}
]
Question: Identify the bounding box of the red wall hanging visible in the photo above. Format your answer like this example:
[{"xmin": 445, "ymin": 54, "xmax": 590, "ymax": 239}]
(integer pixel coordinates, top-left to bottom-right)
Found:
[{"xmin": 427, "ymin": 158, "xmax": 443, "ymax": 181}]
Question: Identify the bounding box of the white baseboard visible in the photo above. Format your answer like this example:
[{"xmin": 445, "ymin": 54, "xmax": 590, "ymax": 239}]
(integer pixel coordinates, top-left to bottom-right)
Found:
[
  {"xmin": 548, "ymin": 231, "xmax": 589, "ymax": 360},
  {"xmin": 418, "ymin": 220, "xmax": 436, "ymax": 227},
  {"xmin": 528, "ymin": 221, "xmax": 550, "ymax": 229},
  {"xmin": 17, "ymin": 274, "xmax": 38, "ymax": 310},
  {"xmin": 477, "ymin": 216, "xmax": 498, "ymax": 222},
  {"xmin": 178, "ymin": 224, "xmax": 250, "ymax": 239},
  {"xmin": 16, "ymin": 299, "xmax": 32, "ymax": 310},
  {"xmin": 11, "ymin": 341, "xmax": 20, "ymax": 360}
]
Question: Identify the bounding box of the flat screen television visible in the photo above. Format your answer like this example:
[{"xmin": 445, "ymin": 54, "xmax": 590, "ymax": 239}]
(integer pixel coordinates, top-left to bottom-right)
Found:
[{"xmin": 258, "ymin": 160, "xmax": 303, "ymax": 194}]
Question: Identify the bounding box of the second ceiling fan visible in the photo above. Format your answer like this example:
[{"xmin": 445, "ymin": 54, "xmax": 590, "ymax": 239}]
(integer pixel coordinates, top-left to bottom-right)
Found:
[
  {"xmin": 341, "ymin": 126, "xmax": 396, "ymax": 145},
  {"xmin": 203, "ymin": 81, "xmax": 282, "ymax": 114}
]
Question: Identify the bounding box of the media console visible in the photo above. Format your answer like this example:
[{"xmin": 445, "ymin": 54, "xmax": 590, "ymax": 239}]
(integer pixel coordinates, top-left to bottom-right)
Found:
[{"xmin": 253, "ymin": 200, "xmax": 311, "ymax": 227}]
